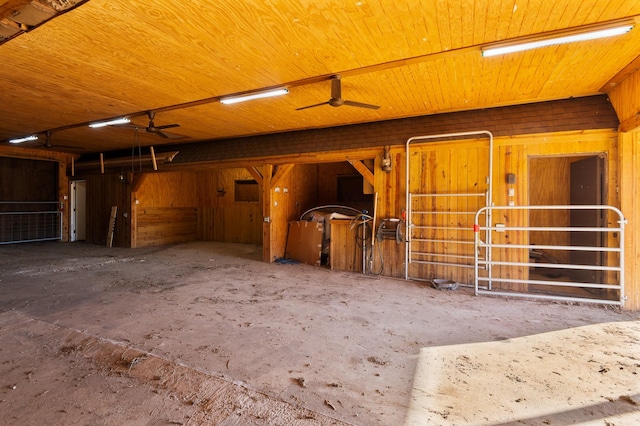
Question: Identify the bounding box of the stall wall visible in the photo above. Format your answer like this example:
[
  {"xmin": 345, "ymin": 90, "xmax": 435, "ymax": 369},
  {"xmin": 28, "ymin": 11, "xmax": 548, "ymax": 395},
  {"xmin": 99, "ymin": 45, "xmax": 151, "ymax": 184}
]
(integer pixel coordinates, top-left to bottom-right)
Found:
[
  {"xmin": 372, "ymin": 129, "xmax": 619, "ymax": 287},
  {"xmin": 196, "ymin": 168, "xmax": 262, "ymax": 245},
  {"xmin": 608, "ymin": 69, "xmax": 640, "ymax": 310},
  {"xmin": 84, "ymin": 173, "xmax": 133, "ymax": 247}
]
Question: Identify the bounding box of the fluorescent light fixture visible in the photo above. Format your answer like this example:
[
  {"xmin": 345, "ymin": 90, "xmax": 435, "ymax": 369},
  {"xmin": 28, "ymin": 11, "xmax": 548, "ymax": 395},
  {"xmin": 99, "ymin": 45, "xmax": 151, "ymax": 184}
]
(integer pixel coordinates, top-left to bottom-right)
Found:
[
  {"xmin": 9, "ymin": 135, "xmax": 38, "ymax": 144},
  {"xmin": 482, "ymin": 20, "xmax": 634, "ymax": 57},
  {"xmin": 88, "ymin": 117, "xmax": 131, "ymax": 128},
  {"xmin": 220, "ymin": 87, "xmax": 289, "ymax": 105}
]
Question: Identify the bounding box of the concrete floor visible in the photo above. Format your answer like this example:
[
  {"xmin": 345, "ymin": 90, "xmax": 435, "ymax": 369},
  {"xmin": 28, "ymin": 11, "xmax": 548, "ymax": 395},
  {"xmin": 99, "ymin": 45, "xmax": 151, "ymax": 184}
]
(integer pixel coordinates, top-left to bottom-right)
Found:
[{"xmin": 0, "ymin": 241, "xmax": 637, "ymax": 425}]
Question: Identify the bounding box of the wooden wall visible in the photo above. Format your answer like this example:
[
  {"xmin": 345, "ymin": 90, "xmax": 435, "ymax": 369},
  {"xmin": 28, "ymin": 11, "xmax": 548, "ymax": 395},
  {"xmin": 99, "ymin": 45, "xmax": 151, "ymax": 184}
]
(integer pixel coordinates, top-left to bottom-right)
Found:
[
  {"xmin": 267, "ymin": 164, "xmax": 318, "ymax": 260},
  {"xmin": 0, "ymin": 148, "xmax": 72, "ymax": 243},
  {"xmin": 608, "ymin": 68, "xmax": 640, "ymax": 310},
  {"xmin": 196, "ymin": 168, "xmax": 261, "ymax": 245},
  {"xmin": 133, "ymin": 172, "xmax": 199, "ymax": 247},
  {"xmin": 85, "ymin": 173, "xmax": 133, "ymax": 247},
  {"xmin": 372, "ymin": 130, "xmax": 620, "ymax": 290},
  {"xmin": 617, "ymin": 131, "xmax": 640, "ymax": 310},
  {"xmin": 129, "ymin": 164, "xmax": 321, "ymax": 250},
  {"xmin": 0, "ymin": 157, "xmax": 57, "ymax": 202}
]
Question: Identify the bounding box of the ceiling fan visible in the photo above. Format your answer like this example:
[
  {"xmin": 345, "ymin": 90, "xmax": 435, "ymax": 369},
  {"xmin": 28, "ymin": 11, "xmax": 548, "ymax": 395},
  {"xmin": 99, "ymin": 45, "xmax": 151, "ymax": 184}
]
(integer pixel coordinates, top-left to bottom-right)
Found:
[
  {"xmin": 296, "ymin": 74, "xmax": 380, "ymax": 111},
  {"xmin": 39, "ymin": 131, "xmax": 83, "ymax": 150},
  {"xmin": 128, "ymin": 111, "xmax": 184, "ymax": 139}
]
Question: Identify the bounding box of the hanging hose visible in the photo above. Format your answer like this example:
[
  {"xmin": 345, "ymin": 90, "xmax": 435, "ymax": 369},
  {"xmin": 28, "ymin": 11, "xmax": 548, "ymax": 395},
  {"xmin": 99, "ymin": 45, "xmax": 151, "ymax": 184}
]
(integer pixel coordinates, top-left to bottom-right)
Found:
[
  {"xmin": 349, "ymin": 212, "xmax": 384, "ymax": 275},
  {"xmin": 300, "ymin": 205, "xmax": 363, "ymax": 221}
]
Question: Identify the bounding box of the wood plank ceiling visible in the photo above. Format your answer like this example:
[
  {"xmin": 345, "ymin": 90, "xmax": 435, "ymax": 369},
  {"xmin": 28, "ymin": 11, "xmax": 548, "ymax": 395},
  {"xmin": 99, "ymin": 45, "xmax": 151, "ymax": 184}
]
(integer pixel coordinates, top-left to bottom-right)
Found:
[{"xmin": 1, "ymin": 0, "xmax": 640, "ymax": 154}]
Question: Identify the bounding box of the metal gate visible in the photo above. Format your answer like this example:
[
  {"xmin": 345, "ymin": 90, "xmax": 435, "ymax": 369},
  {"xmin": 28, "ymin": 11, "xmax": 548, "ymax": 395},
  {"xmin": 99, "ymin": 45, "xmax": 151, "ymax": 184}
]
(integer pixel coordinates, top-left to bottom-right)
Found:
[
  {"xmin": 0, "ymin": 202, "xmax": 62, "ymax": 244},
  {"xmin": 405, "ymin": 131, "xmax": 494, "ymax": 285},
  {"xmin": 474, "ymin": 205, "xmax": 626, "ymax": 306}
]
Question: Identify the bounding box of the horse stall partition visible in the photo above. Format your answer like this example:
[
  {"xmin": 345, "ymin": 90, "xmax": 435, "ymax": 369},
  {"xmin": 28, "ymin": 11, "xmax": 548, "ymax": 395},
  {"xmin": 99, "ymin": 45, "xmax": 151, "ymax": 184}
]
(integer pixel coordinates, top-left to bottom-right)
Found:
[
  {"xmin": 0, "ymin": 201, "xmax": 62, "ymax": 244},
  {"xmin": 474, "ymin": 205, "xmax": 626, "ymax": 306},
  {"xmin": 405, "ymin": 131, "xmax": 494, "ymax": 286}
]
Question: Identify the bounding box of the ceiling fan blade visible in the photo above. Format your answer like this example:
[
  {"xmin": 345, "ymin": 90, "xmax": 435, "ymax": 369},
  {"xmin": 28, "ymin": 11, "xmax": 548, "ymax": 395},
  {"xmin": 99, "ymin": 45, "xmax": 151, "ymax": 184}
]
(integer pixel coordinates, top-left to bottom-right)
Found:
[
  {"xmin": 343, "ymin": 100, "xmax": 381, "ymax": 110},
  {"xmin": 146, "ymin": 128, "xmax": 168, "ymax": 138},
  {"xmin": 148, "ymin": 128, "xmax": 186, "ymax": 139},
  {"xmin": 296, "ymin": 101, "xmax": 330, "ymax": 111},
  {"xmin": 155, "ymin": 123, "xmax": 180, "ymax": 130},
  {"xmin": 160, "ymin": 131, "xmax": 186, "ymax": 139}
]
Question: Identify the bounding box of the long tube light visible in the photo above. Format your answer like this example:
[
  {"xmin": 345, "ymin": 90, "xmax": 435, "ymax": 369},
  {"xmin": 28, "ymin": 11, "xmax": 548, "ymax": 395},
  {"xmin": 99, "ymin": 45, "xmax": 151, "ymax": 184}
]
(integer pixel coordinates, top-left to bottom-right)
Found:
[
  {"xmin": 88, "ymin": 117, "xmax": 131, "ymax": 128},
  {"xmin": 220, "ymin": 87, "xmax": 289, "ymax": 105},
  {"xmin": 482, "ymin": 20, "xmax": 634, "ymax": 57},
  {"xmin": 9, "ymin": 135, "xmax": 38, "ymax": 144}
]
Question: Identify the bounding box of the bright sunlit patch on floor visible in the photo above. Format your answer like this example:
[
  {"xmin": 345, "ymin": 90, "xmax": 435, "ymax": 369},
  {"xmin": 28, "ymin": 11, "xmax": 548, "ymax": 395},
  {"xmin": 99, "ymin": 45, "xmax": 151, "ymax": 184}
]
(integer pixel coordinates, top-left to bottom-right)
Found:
[{"xmin": 405, "ymin": 321, "xmax": 640, "ymax": 425}]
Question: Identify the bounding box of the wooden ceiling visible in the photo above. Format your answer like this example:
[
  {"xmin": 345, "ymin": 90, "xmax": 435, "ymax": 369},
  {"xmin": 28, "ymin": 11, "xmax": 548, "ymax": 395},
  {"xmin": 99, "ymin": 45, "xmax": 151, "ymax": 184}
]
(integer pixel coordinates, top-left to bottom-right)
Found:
[{"xmin": 2, "ymin": 0, "xmax": 640, "ymax": 155}]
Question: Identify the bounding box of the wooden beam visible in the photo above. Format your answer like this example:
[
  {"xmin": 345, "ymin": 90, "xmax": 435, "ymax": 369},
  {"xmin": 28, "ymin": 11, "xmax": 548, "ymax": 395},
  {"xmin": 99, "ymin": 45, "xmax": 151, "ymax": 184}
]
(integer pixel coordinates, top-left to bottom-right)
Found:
[
  {"xmin": 130, "ymin": 190, "xmax": 138, "ymax": 249},
  {"xmin": 271, "ymin": 163, "xmax": 295, "ymax": 189},
  {"xmin": 348, "ymin": 159, "xmax": 375, "ymax": 186},
  {"xmin": 619, "ymin": 131, "xmax": 640, "ymax": 310},
  {"xmin": 150, "ymin": 146, "xmax": 157, "ymax": 171},
  {"xmin": 58, "ymin": 161, "xmax": 69, "ymax": 242},
  {"xmin": 246, "ymin": 166, "xmax": 263, "ymax": 185},
  {"xmin": 262, "ymin": 164, "xmax": 273, "ymax": 262},
  {"xmin": 600, "ymin": 55, "xmax": 640, "ymax": 93},
  {"xmin": 160, "ymin": 148, "xmax": 383, "ymax": 172},
  {"xmin": 74, "ymin": 151, "xmax": 179, "ymax": 170},
  {"xmin": 0, "ymin": 1, "xmax": 32, "ymax": 20},
  {"xmin": 619, "ymin": 112, "xmax": 640, "ymax": 133}
]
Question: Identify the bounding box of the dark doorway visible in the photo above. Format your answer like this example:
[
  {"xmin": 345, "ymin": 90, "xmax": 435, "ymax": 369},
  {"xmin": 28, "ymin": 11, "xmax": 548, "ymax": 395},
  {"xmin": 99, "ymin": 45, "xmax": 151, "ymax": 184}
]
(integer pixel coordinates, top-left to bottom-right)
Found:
[
  {"xmin": 528, "ymin": 154, "xmax": 607, "ymax": 298},
  {"xmin": 569, "ymin": 156, "xmax": 605, "ymax": 284}
]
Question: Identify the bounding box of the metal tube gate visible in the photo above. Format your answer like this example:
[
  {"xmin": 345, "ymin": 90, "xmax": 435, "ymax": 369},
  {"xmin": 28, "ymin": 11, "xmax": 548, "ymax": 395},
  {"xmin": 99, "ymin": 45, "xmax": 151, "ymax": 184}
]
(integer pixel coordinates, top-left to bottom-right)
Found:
[
  {"xmin": 405, "ymin": 131, "xmax": 494, "ymax": 284},
  {"xmin": 0, "ymin": 201, "xmax": 62, "ymax": 244},
  {"xmin": 474, "ymin": 205, "xmax": 626, "ymax": 306}
]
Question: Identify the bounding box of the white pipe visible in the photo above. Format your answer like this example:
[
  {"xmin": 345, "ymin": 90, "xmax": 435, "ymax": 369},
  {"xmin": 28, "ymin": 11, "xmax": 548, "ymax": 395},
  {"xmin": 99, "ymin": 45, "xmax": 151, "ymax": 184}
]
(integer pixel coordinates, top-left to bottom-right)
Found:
[
  {"xmin": 477, "ymin": 276, "xmax": 621, "ymax": 289},
  {"xmin": 476, "ymin": 290, "xmax": 623, "ymax": 306},
  {"xmin": 473, "ymin": 204, "xmax": 627, "ymax": 305},
  {"xmin": 405, "ymin": 130, "xmax": 494, "ymax": 280}
]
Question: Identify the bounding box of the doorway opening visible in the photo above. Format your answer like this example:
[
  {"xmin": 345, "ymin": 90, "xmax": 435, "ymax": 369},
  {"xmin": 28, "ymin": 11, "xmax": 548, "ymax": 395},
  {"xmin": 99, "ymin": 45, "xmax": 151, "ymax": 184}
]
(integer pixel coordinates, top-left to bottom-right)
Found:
[{"xmin": 528, "ymin": 154, "xmax": 607, "ymax": 299}]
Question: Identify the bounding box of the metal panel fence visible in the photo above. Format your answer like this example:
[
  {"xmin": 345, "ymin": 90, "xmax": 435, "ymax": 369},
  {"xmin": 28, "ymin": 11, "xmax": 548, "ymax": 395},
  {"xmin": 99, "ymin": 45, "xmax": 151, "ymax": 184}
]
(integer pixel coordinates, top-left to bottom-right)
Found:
[
  {"xmin": 407, "ymin": 191, "xmax": 489, "ymax": 285},
  {"xmin": 474, "ymin": 205, "xmax": 626, "ymax": 306},
  {"xmin": 0, "ymin": 202, "xmax": 62, "ymax": 244}
]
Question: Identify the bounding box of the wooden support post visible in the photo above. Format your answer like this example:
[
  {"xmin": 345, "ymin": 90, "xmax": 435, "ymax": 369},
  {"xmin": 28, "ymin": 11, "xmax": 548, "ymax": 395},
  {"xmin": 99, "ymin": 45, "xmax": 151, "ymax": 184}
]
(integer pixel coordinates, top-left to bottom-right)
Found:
[
  {"xmin": 58, "ymin": 161, "xmax": 69, "ymax": 242},
  {"xmin": 262, "ymin": 164, "xmax": 273, "ymax": 262},
  {"xmin": 619, "ymin": 131, "xmax": 640, "ymax": 310}
]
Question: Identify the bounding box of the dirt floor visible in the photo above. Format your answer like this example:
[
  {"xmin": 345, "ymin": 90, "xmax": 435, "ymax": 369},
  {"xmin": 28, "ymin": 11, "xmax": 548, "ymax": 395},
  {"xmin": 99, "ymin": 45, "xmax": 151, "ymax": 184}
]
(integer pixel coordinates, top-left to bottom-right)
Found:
[{"xmin": 0, "ymin": 241, "xmax": 638, "ymax": 425}]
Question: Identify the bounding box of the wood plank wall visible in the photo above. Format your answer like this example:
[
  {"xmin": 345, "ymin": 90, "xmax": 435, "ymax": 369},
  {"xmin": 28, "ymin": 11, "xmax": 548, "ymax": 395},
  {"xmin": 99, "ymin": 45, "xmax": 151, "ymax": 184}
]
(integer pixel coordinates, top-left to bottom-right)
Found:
[
  {"xmin": 131, "ymin": 164, "xmax": 319, "ymax": 251},
  {"xmin": 196, "ymin": 168, "xmax": 262, "ymax": 245},
  {"xmin": 385, "ymin": 130, "xmax": 619, "ymax": 291},
  {"xmin": 0, "ymin": 148, "xmax": 73, "ymax": 243},
  {"xmin": 609, "ymin": 69, "xmax": 640, "ymax": 310},
  {"xmin": 85, "ymin": 173, "xmax": 132, "ymax": 247},
  {"xmin": 618, "ymin": 132, "xmax": 640, "ymax": 310},
  {"xmin": 71, "ymin": 128, "xmax": 631, "ymax": 305}
]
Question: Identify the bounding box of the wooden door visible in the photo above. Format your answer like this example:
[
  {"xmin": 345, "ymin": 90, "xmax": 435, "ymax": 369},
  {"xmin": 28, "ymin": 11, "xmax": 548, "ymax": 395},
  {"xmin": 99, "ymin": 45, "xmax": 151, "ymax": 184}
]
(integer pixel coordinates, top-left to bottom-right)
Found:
[
  {"xmin": 569, "ymin": 156, "xmax": 604, "ymax": 283},
  {"xmin": 70, "ymin": 180, "xmax": 87, "ymax": 241}
]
